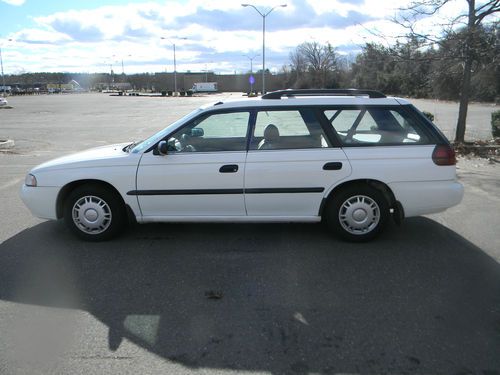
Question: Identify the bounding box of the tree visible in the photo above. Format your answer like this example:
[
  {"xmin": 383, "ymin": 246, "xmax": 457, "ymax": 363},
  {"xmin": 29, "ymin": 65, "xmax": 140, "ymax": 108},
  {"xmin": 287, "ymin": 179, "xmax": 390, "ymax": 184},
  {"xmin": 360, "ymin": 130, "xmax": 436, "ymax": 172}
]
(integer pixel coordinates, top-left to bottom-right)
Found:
[
  {"xmin": 429, "ymin": 24, "xmax": 499, "ymax": 101},
  {"xmin": 351, "ymin": 43, "xmax": 394, "ymax": 92},
  {"xmin": 288, "ymin": 42, "xmax": 338, "ymax": 88},
  {"xmin": 351, "ymin": 39, "xmax": 433, "ymax": 97},
  {"xmin": 395, "ymin": 0, "xmax": 500, "ymax": 143}
]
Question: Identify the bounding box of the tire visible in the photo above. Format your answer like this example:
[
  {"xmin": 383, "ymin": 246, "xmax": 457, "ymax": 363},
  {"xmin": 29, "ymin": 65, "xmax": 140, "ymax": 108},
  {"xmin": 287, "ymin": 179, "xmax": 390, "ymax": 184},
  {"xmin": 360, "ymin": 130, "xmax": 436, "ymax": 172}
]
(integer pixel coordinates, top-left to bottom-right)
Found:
[
  {"xmin": 324, "ymin": 184, "xmax": 389, "ymax": 242},
  {"xmin": 64, "ymin": 184, "xmax": 126, "ymax": 241}
]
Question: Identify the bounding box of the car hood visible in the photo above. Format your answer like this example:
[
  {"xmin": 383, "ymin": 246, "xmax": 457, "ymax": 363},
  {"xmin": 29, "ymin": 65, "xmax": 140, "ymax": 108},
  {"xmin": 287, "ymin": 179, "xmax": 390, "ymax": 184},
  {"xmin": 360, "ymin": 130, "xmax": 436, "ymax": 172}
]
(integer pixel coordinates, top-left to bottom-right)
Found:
[{"xmin": 32, "ymin": 143, "xmax": 133, "ymax": 172}]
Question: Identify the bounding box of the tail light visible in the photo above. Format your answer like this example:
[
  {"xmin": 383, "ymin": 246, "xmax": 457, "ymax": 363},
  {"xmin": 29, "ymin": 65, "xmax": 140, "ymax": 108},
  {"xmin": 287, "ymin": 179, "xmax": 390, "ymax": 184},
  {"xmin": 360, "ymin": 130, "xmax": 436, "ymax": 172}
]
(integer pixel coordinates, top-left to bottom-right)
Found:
[{"xmin": 432, "ymin": 144, "xmax": 456, "ymax": 166}]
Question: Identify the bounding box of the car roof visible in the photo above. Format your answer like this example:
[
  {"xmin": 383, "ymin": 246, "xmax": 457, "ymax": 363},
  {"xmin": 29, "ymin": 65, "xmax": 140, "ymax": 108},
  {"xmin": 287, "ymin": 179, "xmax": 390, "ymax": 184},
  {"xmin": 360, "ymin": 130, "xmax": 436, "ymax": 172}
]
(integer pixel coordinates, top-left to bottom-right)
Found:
[{"xmin": 202, "ymin": 95, "xmax": 410, "ymax": 111}]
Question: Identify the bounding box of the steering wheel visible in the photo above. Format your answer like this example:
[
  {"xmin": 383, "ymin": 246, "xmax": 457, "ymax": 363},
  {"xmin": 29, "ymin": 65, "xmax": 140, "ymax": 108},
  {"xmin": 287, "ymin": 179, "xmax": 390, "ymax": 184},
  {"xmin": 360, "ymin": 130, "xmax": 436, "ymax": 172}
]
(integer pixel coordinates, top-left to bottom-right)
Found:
[
  {"xmin": 167, "ymin": 137, "xmax": 183, "ymax": 152},
  {"xmin": 167, "ymin": 135, "xmax": 197, "ymax": 152},
  {"xmin": 180, "ymin": 134, "xmax": 197, "ymax": 152}
]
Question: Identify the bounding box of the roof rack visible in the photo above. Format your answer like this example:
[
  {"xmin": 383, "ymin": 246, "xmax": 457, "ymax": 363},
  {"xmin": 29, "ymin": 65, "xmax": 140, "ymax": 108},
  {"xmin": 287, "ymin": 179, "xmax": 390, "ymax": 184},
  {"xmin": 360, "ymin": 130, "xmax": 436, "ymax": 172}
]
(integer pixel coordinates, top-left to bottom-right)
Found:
[{"xmin": 261, "ymin": 89, "xmax": 386, "ymax": 99}]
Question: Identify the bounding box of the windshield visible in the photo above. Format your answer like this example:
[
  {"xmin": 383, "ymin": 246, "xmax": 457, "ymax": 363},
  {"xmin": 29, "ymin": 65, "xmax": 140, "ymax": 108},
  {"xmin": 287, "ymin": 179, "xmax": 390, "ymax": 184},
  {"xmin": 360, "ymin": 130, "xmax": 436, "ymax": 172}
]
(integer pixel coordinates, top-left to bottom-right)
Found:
[{"xmin": 131, "ymin": 108, "xmax": 204, "ymax": 153}]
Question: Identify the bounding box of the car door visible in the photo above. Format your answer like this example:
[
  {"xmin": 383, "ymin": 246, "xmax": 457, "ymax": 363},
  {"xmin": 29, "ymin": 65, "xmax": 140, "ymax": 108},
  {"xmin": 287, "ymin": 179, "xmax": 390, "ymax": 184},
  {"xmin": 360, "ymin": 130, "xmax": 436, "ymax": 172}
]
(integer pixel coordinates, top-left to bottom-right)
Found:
[
  {"xmin": 244, "ymin": 108, "xmax": 352, "ymax": 217},
  {"xmin": 135, "ymin": 110, "xmax": 250, "ymax": 218},
  {"xmin": 324, "ymin": 106, "xmax": 450, "ymax": 217}
]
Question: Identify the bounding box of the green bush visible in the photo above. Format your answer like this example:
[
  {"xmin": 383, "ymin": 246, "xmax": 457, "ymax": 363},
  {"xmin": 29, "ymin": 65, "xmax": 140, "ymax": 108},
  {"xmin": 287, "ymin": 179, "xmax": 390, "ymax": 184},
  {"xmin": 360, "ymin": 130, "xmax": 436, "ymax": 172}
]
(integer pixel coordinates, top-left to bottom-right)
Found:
[
  {"xmin": 422, "ymin": 111, "xmax": 435, "ymax": 122},
  {"xmin": 492, "ymin": 110, "xmax": 500, "ymax": 137}
]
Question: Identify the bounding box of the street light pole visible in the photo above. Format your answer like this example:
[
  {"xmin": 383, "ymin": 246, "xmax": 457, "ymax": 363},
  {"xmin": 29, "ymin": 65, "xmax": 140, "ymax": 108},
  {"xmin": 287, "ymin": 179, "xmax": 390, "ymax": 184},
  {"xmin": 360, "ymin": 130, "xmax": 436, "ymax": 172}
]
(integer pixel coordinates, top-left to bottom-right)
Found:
[
  {"xmin": 241, "ymin": 3, "xmax": 286, "ymax": 94},
  {"xmin": 161, "ymin": 37, "xmax": 187, "ymax": 95},
  {"xmin": 0, "ymin": 39, "xmax": 12, "ymax": 96},
  {"xmin": 173, "ymin": 43, "xmax": 177, "ymax": 93},
  {"xmin": 243, "ymin": 54, "xmax": 259, "ymax": 93},
  {"xmin": 0, "ymin": 47, "xmax": 5, "ymax": 96}
]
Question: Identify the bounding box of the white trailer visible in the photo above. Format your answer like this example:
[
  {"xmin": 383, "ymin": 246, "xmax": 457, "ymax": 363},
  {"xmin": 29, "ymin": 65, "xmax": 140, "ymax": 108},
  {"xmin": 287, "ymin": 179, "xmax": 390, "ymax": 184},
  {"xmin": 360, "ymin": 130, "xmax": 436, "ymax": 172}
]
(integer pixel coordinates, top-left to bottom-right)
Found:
[{"xmin": 191, "ymin": 82, "xmax": 218, "ymax": 93}]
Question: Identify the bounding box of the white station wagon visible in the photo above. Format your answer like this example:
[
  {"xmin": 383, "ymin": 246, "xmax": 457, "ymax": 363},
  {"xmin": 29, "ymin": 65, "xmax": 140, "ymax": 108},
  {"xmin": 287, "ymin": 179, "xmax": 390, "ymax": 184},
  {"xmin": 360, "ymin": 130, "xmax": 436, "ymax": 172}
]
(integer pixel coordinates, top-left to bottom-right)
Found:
[{"xmin": 21, "ymin": 89, "xmax": 463, "ymax": 241}]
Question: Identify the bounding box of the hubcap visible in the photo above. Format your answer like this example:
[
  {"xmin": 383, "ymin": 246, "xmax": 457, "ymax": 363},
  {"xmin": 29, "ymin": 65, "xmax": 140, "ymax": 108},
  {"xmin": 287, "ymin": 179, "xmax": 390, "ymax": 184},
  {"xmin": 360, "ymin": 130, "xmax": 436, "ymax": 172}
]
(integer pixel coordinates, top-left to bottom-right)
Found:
[
  {"xmin": 72, "ymin": 195, "xmax": 112, "ymax": 234},
  {"xmin": 339, "ymin": 195, "xmax": 380, "ymax": 235}
]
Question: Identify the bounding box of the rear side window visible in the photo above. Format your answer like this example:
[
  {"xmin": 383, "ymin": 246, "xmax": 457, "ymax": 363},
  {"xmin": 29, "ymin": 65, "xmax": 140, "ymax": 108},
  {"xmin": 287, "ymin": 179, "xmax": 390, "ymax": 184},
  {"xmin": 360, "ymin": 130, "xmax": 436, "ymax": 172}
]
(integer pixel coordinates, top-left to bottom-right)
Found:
[
  {"xmin": 324, "ymin": 107, "xmax": 429, "ymax": 145},
  {"xmin": 251, "ymin": 109, "xmax": 330, "ymax": 150}
]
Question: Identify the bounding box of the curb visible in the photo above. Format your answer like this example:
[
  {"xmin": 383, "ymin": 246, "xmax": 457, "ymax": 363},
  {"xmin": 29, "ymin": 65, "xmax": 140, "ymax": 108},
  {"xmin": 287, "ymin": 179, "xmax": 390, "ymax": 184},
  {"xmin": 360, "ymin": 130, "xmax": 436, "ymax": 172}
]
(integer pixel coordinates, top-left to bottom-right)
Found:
[{"xmin": 0, "ymin": 139, "xmax": 15, "ymax": 149}]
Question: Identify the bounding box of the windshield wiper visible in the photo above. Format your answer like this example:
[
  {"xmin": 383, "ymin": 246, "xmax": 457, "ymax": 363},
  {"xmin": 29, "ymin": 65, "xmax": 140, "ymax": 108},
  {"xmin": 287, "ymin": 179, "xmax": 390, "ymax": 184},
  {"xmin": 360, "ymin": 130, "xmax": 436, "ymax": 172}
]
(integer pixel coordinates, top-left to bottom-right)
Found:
[{"xmin": 124, "ymin": 141, "xmax": 141, "ymax": 153}]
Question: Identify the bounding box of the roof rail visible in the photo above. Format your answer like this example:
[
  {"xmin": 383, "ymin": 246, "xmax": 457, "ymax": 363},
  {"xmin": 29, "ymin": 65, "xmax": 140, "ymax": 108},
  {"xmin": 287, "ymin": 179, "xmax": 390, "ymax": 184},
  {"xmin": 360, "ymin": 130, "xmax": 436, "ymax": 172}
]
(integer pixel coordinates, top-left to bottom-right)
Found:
[{"xmin": 261, "ymin": 89, "xmax": 386, "ymax": 99}]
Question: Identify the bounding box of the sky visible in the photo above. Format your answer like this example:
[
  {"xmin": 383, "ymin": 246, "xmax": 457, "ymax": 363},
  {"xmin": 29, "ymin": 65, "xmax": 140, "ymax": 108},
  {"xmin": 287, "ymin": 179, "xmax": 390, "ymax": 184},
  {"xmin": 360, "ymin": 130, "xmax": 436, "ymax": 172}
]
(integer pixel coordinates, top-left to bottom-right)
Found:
[{"xmin": 0, "ymin": 0, "xmax": 476, "ymax": 75}]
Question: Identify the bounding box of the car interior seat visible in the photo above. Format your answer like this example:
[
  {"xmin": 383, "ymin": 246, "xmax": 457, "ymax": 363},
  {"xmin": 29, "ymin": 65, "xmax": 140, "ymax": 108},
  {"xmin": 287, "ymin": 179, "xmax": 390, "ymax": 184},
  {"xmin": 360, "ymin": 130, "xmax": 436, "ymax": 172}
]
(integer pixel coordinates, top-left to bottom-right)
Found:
[{"xmin": 258, "ymin": 124, "xmax": 280, "ymax": 150}]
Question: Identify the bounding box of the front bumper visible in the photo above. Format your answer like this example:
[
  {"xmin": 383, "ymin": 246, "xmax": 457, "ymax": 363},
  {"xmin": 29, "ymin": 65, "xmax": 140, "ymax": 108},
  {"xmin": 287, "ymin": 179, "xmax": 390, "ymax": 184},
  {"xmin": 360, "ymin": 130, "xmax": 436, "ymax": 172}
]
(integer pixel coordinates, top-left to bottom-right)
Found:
[{"xmin": 20, "ymin": 185, "xmax": 60, "ymax": 220}]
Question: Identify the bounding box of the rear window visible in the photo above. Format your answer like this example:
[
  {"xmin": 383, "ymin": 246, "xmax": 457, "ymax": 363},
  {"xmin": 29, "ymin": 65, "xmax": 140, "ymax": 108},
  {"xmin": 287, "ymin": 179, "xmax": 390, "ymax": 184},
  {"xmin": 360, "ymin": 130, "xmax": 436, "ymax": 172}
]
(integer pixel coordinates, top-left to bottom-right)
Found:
[{"xmin": 324, "ymin": 107, "xmax": 429, "ymax": 145}]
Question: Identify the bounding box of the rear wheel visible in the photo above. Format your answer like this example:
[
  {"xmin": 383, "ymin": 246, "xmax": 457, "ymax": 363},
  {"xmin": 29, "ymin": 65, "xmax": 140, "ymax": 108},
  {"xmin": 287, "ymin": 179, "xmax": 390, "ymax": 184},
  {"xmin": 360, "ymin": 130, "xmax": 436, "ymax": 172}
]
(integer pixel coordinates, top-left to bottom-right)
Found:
[
  {"xmin": 324, "ymin": 185, "xmax": 389, "ymax": 242},
  {"xmin": 64, "ymin": 184, "xmax": 125, "ymax": 241}
]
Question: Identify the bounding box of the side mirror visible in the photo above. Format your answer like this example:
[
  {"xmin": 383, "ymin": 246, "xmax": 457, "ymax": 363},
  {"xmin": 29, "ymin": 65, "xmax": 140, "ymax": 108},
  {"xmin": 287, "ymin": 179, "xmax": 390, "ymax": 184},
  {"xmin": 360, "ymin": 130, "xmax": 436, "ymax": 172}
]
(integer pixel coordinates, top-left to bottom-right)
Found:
[
  {"xmin": 190, "ymin": 127, "xmax": 204, "ymax": 137},
  {"xmin": 156, "ymin": 140, "xmax": 168, "ymax": 156}
]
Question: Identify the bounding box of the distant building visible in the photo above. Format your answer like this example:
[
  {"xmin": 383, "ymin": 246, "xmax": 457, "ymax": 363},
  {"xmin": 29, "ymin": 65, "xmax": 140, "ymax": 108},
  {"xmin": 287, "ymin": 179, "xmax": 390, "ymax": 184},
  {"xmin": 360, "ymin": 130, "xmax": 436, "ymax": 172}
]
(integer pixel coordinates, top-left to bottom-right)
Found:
[
  {"xmin": 94, "ymin": 82, "xmax": 132, "ymax": 91},
  {"xmin": 47, "ymin": 80, "xmax": 83, "ymax": 93},
  {"xmin": 114, "ymin": 82, "xmax": 132, "ymax": 91}
]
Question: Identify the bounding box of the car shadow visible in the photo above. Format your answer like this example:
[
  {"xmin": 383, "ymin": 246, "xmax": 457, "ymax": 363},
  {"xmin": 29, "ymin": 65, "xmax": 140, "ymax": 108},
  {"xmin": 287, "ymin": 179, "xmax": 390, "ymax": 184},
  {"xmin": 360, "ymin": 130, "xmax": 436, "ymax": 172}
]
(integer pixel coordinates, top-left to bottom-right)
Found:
[{"xmin": 0, "ymin": 219, "xmax": 499, "ymax": 374}]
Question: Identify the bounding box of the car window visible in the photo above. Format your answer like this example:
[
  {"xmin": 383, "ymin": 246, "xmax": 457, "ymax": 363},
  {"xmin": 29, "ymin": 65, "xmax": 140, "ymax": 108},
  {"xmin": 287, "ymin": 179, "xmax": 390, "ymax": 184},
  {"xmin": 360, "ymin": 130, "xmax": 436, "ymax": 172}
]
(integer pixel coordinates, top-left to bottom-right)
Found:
[
  {"xmin": 131, "ymin": 107, "xmax": 203, "ymax": 153},
  {"xmin": 167, "ymin": 111, "xmax": 250, "ymax": 153},
  {"xmin": 251, "ymin": 109, "xmax": 330, "ymax": 150},
  {"xmin": 324, "ymin": 108, "xmax": 429, "ymax": 145}
]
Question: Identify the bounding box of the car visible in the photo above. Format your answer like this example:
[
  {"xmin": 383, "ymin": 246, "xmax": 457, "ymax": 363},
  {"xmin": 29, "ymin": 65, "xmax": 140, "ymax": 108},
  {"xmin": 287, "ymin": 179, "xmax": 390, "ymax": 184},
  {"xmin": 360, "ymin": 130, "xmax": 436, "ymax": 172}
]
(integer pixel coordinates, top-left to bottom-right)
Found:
[
  {"xmin": 20, "ymin": 89, "xmax": 463, "ymax": 242},
  {"xmin": 0, "ymin": 97, "xmax": 7, "ymax": 106}
]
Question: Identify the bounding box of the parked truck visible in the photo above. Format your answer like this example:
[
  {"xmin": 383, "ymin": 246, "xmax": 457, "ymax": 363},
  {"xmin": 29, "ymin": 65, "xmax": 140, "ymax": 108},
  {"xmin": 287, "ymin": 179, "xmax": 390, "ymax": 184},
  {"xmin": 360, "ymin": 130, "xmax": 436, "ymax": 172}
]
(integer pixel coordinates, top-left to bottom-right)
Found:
[{"xmin": 191, "ymin": 82, "xmax": 218, "ymax": 93}]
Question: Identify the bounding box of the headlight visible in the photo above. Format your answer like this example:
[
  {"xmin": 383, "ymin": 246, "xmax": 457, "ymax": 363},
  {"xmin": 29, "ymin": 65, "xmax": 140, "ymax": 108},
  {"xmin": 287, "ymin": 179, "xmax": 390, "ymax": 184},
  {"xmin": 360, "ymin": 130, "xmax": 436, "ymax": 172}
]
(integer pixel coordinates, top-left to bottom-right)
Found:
[{"xmin": 25, "ymin": 174, "xmax": 37, "ymax": 187}]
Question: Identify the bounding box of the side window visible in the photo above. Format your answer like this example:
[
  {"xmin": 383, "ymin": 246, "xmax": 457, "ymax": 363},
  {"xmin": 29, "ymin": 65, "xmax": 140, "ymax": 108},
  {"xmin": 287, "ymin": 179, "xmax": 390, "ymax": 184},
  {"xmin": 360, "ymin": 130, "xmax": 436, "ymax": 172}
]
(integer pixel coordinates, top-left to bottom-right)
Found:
[
  {"xmin": 251, "ymin": 109, "xmax": 330, "ymax": 150},
  {"xmin": 325, "ymin": 107, "xmax": 429, "ymax": 145},
  {"xmin": 167, "ymin": 112, "xmax": 249, "ymax": 153}
]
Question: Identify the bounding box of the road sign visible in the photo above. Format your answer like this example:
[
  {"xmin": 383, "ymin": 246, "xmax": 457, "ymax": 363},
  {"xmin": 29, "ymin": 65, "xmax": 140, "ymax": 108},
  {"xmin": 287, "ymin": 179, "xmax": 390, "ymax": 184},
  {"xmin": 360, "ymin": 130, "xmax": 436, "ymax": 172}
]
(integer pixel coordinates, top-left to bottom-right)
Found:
[{"xmin": 249, "ymin": 75, "xmax": 255, "ymax": 85}]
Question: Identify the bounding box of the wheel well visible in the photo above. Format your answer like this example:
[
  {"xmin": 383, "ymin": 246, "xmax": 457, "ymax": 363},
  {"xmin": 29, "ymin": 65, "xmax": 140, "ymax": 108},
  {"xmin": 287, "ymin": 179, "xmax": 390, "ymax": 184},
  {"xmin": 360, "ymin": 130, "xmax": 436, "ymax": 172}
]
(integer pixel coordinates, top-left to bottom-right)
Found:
[
  {"xmin": 319, "ymin": 179, "xmax": 397, "ymax": 217},
  {"xmin": 56, "ymin": 179, "xmax": 127, "ymax": 219}
]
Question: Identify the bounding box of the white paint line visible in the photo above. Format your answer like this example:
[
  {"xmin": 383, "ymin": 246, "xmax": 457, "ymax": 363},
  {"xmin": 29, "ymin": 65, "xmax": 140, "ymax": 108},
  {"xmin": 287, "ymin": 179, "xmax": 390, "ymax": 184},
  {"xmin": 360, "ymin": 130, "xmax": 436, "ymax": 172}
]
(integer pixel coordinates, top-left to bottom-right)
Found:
[{"xmin": 0, "ymin": 178, "xmax": 22, "ymax": 190}]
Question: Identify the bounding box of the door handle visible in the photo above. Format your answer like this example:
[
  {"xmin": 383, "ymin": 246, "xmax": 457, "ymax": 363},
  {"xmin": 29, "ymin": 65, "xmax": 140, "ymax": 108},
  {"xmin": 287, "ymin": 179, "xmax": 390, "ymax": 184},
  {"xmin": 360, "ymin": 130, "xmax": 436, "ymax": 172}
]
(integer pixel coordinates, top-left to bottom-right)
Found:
[
  {"xmin": 219, "ymin": 164, "xmax": 239, "ymax": 173},
  {"xmin": 323, "ymin": 162, "xmax": 343, "ymax": 170}
]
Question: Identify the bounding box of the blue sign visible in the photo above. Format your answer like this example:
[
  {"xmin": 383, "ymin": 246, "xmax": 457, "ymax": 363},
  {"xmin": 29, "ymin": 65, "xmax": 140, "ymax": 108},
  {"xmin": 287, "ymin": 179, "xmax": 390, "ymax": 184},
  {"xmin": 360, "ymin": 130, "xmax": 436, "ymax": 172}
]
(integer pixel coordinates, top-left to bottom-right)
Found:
[{"xmin": 249, "ymin": 75, "xmax": 255, "ymax": 85}]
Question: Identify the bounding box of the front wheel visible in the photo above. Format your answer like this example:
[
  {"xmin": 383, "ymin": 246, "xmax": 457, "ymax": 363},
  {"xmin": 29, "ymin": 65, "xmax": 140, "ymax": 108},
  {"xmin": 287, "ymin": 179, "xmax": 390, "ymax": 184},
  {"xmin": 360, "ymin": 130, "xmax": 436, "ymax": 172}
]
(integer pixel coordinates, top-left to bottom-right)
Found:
[
  {"xmin": 324, "ymin": 185, "xmax": 389, "ymax": 242},
  {"xmin": 64, "ymin": 184, "xmax": 126, "ymax": 241}
]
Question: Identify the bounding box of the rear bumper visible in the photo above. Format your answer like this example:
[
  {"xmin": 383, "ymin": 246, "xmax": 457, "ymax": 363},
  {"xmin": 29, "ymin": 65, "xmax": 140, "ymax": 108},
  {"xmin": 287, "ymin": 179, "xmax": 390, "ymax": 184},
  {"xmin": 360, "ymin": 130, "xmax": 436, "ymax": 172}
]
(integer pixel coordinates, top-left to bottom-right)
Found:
[
  {"xmin": 20, "ymin": 185, "xmax": 59, "ymax": 220},
  {"xmin": 389, "ymin": 180, "xmax": 464, "ymax": 217}
]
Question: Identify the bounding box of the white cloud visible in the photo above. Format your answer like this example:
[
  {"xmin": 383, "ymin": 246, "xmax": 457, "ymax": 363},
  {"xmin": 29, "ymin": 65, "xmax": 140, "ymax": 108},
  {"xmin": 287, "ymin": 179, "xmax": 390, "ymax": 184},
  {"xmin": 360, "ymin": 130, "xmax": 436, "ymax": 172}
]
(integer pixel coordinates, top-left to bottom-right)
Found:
[
  {"xmin": 2, "ymin": 0, "xmax": 479, "ymax": 74},
  {"xmin": 1, "ymin": 0, "xmax": 25, "ymax": 5}
]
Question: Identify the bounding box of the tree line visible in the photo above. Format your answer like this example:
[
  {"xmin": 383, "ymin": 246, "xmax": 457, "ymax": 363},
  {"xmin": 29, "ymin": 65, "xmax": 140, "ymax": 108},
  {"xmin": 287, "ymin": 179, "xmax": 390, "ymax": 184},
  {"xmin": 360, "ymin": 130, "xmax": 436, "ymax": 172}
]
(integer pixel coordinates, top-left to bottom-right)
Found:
[
  {"xmin": 282, "ymin": 24, "xmax": 498, "ymax": 103},
  {"xmin": 7, "ymin": 24, "xmax": 497, "ymax": 104}
]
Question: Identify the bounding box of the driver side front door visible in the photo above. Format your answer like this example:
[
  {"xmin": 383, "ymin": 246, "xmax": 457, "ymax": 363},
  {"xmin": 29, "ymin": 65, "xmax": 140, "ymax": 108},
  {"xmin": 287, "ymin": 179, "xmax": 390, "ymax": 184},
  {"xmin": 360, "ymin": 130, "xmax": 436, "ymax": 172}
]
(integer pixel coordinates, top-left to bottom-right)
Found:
[{"xmin": 134, "ymin": 111, "xmax": 250, "ymax": 219}]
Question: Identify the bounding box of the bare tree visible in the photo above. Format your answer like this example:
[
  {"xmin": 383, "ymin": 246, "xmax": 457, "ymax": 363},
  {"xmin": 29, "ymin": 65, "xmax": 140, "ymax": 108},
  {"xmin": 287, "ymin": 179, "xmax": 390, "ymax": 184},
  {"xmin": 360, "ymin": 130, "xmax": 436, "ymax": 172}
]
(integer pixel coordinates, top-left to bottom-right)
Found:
[
  {"xmin": 289, "ymin": 42, "xmax": 338, "ymax": 88},
  {"xmin": 288, "ymin": 47, "xmax": 307, "ymax": 87},
  {"xmin": 395, "ymin": 0, "xmax": 499, "ymax": 143}
]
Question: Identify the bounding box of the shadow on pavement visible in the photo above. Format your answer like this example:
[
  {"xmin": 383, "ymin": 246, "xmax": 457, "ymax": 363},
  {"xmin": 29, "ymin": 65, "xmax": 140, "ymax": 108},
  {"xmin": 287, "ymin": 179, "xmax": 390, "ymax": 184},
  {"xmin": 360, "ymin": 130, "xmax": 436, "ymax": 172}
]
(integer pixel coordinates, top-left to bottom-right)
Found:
[{"xmin": 0, "ymin": 218, "xmax": 499, "ymax": 374}]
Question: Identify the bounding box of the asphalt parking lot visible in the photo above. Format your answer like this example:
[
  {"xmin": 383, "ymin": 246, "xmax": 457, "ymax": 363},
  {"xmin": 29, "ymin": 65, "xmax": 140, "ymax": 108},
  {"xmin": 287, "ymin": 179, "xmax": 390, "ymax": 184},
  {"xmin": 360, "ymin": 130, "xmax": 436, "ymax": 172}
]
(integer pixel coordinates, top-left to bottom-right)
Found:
[{"xmin": 0, "ymin": 93, "xmax": 499, "ymax": 374}]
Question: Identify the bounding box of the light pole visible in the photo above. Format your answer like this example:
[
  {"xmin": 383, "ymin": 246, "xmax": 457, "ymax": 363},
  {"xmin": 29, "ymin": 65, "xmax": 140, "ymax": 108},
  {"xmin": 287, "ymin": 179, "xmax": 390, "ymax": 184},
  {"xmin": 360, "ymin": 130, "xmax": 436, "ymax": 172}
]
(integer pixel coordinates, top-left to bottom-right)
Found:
[
  {"xmin": 243, "ymin": 54, "xmax": 259, "ymax": 93},
  {"xmin": 241, "ymin": 3, "xmax": 286, "ymax": 94},
  {"xmin": 0, "ymin": 39, "xmax": 12, "ymax": 96},
  {"xmin": 161, "ymin": 37, "xmax": 187, "ymax": 94},
  {"xmin": 104, "ymin": 58, "xmax": 115, "ymax": 89},
  {"xmin": 119, "ymin": 55, "xmax": 132, "ymax": 75},
  {"xmin": 0, "ymin": 46, "xmax": 5, "ymax": 96},
  {"xmin": 203, "ymin": 61, "xmax": 213, "ymax": 82}
]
